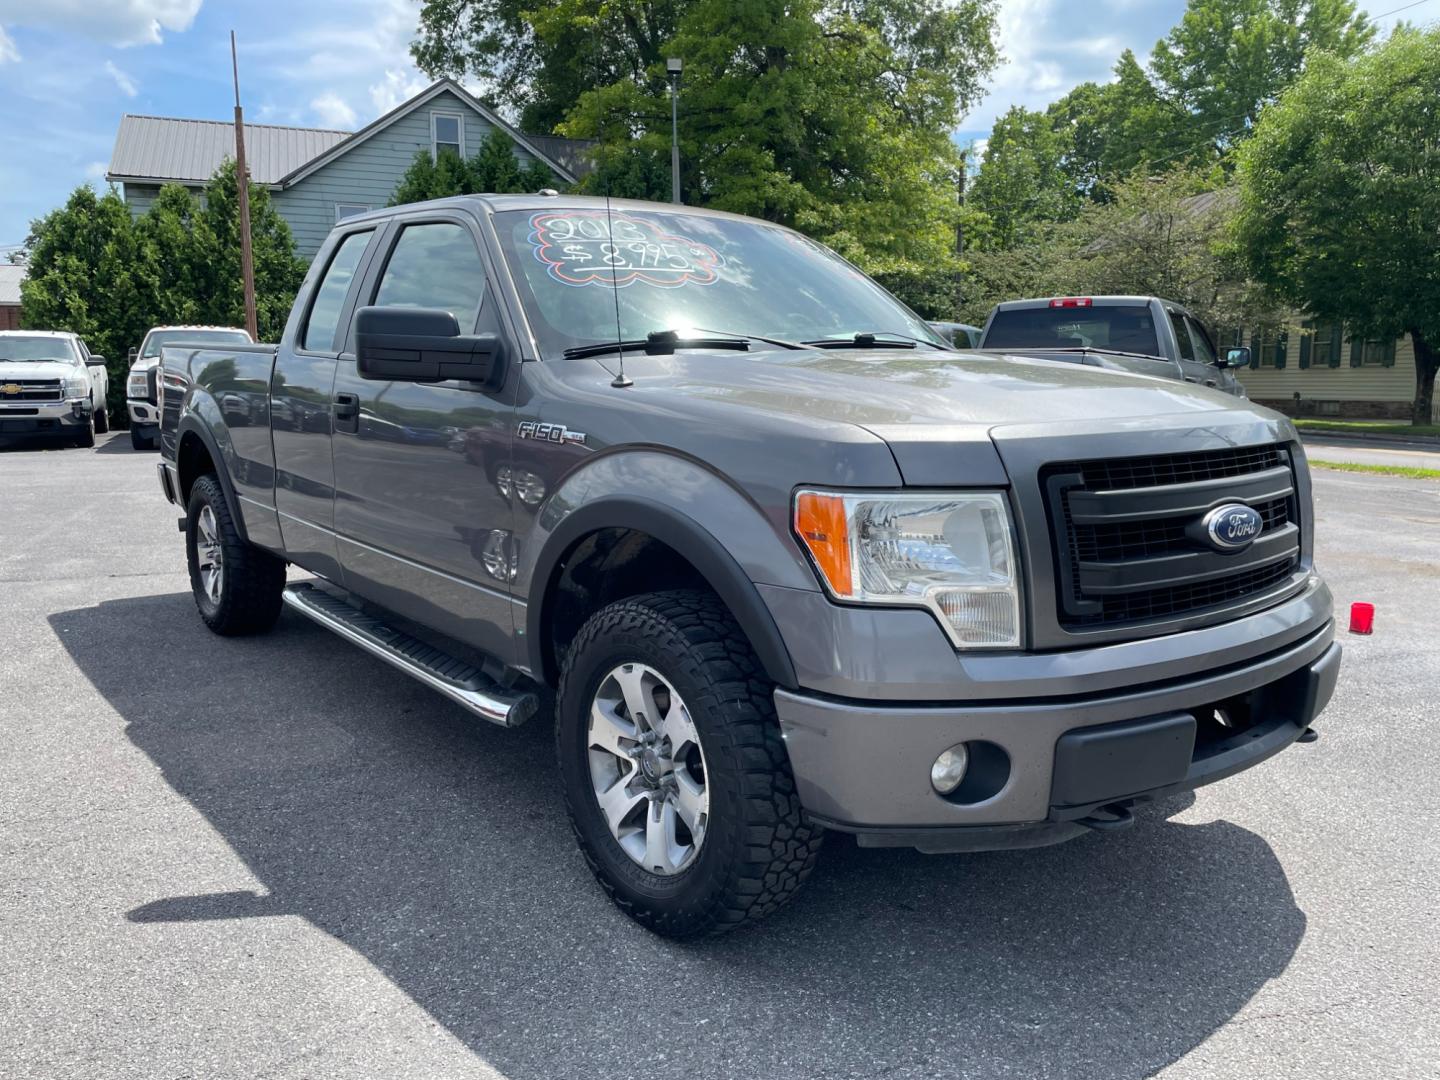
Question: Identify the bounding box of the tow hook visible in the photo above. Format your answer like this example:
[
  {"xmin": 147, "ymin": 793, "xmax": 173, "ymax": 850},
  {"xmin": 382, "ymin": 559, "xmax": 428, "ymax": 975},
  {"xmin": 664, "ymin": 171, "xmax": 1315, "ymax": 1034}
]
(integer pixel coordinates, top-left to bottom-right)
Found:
[{"xmin": 1076, "ymin": 802, "xmax": 1135, "ymax": 833}]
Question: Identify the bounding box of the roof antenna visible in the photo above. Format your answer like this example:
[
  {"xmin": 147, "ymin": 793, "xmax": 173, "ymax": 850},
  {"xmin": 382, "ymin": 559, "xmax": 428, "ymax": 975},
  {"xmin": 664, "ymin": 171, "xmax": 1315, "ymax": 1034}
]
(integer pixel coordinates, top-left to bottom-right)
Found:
[{"xmin": 604, "ymin": 168, "xmax": 631, "ymax": 388}]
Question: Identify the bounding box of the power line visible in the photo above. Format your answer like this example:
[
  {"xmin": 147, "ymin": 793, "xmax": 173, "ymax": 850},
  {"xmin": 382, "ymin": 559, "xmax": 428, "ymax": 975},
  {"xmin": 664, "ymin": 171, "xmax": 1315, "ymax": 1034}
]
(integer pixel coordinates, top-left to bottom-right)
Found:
[{"xmin": 1369, "ymin": 0, "xmax": 1436, "ymax": 21}]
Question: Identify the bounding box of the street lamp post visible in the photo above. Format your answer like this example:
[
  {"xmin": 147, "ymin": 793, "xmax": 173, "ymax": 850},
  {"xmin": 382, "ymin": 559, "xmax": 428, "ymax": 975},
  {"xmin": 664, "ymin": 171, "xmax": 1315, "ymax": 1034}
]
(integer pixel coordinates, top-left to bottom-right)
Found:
[{"xmin": 667, "ymin": 57, "xmax": 683, "ymax": 204}]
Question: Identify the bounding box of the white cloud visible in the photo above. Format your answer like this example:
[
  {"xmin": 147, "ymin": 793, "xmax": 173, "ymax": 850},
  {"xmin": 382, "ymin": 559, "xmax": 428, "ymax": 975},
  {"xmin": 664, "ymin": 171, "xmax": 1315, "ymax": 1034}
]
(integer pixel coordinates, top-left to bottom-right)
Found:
[
  {"xmin": 310, "ymin": 91, "xmax": 357, "ymax": 128},
  {"xmin": 85, "ymin": 161, "xmax": 109, "ymax": 180},
  {"xmin": 0, "ymin": 24, "xmax": 17, "ymax": 63},
  {"xmin": 103, "ymin": 60, "xmax": 137, "ymax": 97},
  {"xmin": 0, "ymin": 0, "xmax": 202, "ymax": 48},
  {"xmin": 369, "ymin": 68, "xmax": 430, "ymax": 114}
]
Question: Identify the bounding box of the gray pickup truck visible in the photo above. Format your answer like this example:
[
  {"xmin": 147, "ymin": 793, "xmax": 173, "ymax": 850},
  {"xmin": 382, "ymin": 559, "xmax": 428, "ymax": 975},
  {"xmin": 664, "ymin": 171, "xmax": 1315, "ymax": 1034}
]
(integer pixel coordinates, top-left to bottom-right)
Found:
[
  {"xmin": 156, "ymin": 195, "xmax": 1339, "ymax": 937},
  {"xmin": 978, "ymin": 295, "xmax": 1251, "ymax": 395}
]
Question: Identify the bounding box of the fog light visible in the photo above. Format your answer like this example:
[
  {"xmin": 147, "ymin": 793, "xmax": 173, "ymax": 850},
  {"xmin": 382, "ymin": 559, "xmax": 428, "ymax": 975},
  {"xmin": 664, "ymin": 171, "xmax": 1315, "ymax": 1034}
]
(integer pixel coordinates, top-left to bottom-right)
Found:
[{"xmin": 930, "ymin": 744, "xmax": 969, "ymax": 794}]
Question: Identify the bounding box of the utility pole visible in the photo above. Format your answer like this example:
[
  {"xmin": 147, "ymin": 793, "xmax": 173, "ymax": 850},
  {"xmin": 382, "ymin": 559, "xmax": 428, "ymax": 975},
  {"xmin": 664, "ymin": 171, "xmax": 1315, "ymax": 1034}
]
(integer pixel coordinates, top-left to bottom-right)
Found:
[
  {"xmin": 667, "ymin": 58, "xmax": 683, "ymax": 204},
  {"xmin": 231, "ymin": 31, "xmax": 258, "ymax": 340}
]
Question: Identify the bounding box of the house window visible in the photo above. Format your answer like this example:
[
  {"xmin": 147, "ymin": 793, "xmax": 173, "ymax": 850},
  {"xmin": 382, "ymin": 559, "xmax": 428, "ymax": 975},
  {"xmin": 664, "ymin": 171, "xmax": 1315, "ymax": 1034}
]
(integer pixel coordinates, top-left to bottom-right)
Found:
[
  {"xmin": 1309, "ymin": 322, "xmax": 1339, "ymax": 369},
  {"xmin": 1253, "ymin": 326, "xmax": 1287, "ymax": 369},
  {"xmin": 335, "ymin": 204, "xmax": 370, "ymax": 223},
  {"xmin": 431, "ymin": 112, "xmax": 464, "ymax": 160},
  {"xmin": 1355, "ymin": 336, "xmax": 1394, "ymax": 366}
]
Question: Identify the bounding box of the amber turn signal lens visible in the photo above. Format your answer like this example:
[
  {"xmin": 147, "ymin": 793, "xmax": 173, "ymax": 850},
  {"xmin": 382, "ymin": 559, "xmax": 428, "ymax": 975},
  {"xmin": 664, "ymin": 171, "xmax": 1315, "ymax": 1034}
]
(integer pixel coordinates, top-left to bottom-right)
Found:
[{"xmin": 794, "ymin": 491, "xmax": 852, "ymax": 597}]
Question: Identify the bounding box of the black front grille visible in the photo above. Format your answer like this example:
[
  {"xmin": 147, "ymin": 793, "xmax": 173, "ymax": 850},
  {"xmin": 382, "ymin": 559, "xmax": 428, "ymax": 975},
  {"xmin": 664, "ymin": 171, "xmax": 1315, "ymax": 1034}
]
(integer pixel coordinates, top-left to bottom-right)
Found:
[
  {"xmin": 0, "ymin": 380, "xmax": 63, "ymax": 402},
  {"xmin": 1070, "ymin": 444, "xmax": 1285, "ymax": 491},
  {"xmin": 1044, "ymin": 444, "xmax": 1303, "ymax": 632}
]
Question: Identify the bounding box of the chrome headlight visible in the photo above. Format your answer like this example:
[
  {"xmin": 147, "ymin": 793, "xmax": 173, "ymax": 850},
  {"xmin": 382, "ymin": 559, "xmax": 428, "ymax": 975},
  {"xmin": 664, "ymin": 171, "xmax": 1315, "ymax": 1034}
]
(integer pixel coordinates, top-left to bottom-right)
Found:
[
  {"xmin": 127, "ymin": 372, "xmax": 149, "ymax": 399},
  {"xmin": 794, "ymin": 490, "xmax": 1022, "ymax": 648},
  {"xmin": 64, "ymin": 374, "xmax": 89, "ymax": 398}
]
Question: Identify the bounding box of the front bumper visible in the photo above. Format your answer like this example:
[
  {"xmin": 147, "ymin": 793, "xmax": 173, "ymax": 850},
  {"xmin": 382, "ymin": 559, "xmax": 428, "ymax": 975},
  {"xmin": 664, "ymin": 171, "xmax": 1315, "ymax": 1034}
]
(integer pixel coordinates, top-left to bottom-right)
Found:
[
  {"xmin": 777, "ymin": 621, "xmax": 1339, "ymax": 851},
  {"xmin": 0, "ymin": 399, "xmax": 93, "ymax": 435},
  {"xmin": 128, "ymin": 398, "xmax": 159, "ymax": 432}
]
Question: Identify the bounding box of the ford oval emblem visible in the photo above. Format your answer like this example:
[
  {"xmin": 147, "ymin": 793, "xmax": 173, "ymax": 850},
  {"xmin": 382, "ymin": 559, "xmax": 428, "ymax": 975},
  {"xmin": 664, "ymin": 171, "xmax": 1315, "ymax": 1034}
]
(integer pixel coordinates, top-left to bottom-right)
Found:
[{"xmin": 1203, "ymin": 503, "xmax": 1263, "ymax": 550}]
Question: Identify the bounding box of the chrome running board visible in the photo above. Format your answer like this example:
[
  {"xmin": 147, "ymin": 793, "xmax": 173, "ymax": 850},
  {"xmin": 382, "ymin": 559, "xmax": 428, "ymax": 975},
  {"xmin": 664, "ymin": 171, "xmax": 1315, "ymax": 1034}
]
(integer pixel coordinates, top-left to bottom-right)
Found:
[{"xmin": 282, "ymin": 582, "xmax": 538, "ymax": 728}]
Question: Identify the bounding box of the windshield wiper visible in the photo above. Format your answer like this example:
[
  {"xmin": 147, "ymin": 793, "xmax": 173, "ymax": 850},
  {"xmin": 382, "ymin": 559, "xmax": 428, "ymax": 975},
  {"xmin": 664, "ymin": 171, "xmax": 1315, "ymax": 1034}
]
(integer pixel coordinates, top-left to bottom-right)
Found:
[
  {"xmin": 690, "ymin": 327, "xmax": 806, "ymax": 351},
  {"xmin": 801, "ymin": 332, "xmax": 922, "ymax": 350},
  {"xmin": 563, "ymin": 329, "xmax": 750, "ymax": 361},
  {"xmin": 1029, "ymin": 346, "xmax": 1165, "ymax": 362}
]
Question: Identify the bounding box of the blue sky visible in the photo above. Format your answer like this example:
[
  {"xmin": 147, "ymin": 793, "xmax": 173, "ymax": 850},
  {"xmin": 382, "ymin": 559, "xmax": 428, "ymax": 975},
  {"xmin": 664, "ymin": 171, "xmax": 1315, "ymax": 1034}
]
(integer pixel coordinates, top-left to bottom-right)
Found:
[{"xmin": 0, "ymin": 0, "xmax": 1432, "ymax": 252}]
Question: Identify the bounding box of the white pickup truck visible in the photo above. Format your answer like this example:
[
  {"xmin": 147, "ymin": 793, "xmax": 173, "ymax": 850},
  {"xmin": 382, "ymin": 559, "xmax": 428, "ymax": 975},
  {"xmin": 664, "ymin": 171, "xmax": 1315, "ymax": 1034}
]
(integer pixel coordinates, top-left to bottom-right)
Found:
[
  {"xmin": 0, "ymin": 330, "xmax": 110, "ymax": 447},
  {"xmin": 126, "ymin": 326, "xmax": 251, "ymax": 449}
]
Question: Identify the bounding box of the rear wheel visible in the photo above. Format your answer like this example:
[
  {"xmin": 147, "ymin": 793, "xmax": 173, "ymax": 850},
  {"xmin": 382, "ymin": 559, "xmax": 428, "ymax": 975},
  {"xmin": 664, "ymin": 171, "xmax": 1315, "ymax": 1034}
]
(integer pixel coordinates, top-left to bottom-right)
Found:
[
  {"xmin": 185, "ymin": 474, "xmax": 286, "ymax": 635},
  {"xmin": 557, "ymin": 590, "xmax": 822, "ymax": 938}
]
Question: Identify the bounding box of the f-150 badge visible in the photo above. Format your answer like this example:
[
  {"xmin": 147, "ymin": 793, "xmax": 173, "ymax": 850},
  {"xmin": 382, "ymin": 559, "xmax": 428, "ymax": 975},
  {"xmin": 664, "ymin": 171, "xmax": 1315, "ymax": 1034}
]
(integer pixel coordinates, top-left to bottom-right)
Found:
[{"xmin": 518, "ymin": 420, "xmax": 587, "ymax": 446}]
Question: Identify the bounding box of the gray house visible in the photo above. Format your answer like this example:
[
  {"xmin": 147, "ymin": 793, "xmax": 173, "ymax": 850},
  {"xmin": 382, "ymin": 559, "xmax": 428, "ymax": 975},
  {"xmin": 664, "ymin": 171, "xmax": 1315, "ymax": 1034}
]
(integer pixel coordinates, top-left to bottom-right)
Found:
[{"xmin": 106, "ymin": 79, "xmax": 581, "ymax": 262}]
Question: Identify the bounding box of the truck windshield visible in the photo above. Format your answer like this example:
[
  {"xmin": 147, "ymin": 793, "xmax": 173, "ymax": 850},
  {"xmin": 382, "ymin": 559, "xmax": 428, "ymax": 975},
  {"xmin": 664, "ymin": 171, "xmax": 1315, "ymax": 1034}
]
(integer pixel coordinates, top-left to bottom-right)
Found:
[
  {"xmin": 492, "ymin": 207, "xmax": 944, "ymax": 357},
  {"xmin": 985, "ymin": 306, "xmax": 1160, "ymax": 357},
  {"xmin": 0, "ymin": 336, "xmax": 80, "ymax": 363},
  {"xmin": 141, "ymin": 329, "xmax": 251, "ymax": 359}
]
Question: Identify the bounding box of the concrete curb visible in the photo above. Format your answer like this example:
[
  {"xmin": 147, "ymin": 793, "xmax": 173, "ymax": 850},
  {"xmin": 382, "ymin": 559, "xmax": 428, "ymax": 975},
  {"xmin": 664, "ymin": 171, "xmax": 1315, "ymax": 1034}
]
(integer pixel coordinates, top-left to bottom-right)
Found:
[{"xmin": 1297, "ymin": 429, "xmax": 1440, "ymax": 452}]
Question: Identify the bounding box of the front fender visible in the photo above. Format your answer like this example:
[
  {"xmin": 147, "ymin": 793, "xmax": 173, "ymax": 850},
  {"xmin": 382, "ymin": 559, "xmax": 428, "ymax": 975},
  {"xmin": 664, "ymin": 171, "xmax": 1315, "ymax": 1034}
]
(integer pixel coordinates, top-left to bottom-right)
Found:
[{"xmin": 516, "ymin": 450, "xmax": 824, "ymax": 689}]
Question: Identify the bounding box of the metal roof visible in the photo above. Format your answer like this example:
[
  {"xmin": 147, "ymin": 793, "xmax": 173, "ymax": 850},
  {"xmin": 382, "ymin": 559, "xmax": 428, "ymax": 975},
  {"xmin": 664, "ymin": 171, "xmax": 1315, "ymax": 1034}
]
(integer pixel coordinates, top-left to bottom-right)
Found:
[
  {"xmin": 0, "ymin": 264, "xmax": 24, "ymax": 305},
  {"xmin": 108, "ymin": 115, "xmax": 350, "ymax": 185}
]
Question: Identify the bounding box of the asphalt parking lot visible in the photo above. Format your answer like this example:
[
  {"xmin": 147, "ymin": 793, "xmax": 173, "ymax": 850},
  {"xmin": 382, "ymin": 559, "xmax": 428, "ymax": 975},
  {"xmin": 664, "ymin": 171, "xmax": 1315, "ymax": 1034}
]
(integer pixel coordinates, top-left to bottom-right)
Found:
[{"xmin": 2, "ymin": 431, "xmax": 1437, "ymax": 1080}]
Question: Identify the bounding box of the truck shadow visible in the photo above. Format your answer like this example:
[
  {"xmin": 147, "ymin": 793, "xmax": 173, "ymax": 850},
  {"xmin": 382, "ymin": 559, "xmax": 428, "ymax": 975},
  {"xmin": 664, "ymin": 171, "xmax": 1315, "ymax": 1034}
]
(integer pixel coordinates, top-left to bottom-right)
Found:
[{"xmin": 50, "ymin": 592, "xmax": 1306, "ymax": 1080}]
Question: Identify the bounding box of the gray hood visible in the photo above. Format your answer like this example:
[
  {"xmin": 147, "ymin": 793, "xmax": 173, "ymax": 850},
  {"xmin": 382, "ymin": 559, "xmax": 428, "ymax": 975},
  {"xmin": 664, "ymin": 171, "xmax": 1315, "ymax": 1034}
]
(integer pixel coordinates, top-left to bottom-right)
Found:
[{"xmin": 606, "ymin": 347, "xmax": 1257, "ymax": 427}]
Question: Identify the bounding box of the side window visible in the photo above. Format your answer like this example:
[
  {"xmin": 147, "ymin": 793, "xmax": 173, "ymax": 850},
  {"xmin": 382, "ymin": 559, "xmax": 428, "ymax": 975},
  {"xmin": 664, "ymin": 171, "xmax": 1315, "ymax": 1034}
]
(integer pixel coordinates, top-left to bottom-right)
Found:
[
  {"xmin": 1185, "ymin": 316, "xmax": 1218, "ymax": 364},
  {"xmin": 302, "ymin": 229, "xmax": 374, "ymax": 352},
  {"xmin": 373, "ymin": 222, "xmax": 487, "ymax": 328},
  {"xmin": 1168, "ymin": 311, "xmax": 1196, "ymax": 362}
]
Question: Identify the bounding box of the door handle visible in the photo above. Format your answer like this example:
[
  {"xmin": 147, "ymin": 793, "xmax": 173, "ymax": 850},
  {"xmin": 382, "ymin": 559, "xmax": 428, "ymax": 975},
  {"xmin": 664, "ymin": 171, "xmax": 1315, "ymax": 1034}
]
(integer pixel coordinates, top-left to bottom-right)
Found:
[{"xmin": 333, "ymin": 392, "xmax": 360, "ymax": 434}]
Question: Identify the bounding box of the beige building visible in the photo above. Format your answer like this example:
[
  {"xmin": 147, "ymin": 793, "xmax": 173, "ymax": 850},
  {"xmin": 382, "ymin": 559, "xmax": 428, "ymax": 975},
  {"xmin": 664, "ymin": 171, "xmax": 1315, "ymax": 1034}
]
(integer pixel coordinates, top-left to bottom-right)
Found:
[{"xmin": 1233, "ymin": 322, "xmax": 1434, "ymax": 422}]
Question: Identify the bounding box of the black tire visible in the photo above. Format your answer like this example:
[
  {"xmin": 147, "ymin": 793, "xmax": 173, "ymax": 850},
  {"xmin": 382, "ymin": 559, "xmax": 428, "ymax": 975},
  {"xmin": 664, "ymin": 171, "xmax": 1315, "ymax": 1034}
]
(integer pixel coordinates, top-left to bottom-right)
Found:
[
  {"xmin": 73, "ymin": 415, "xmax": 95, "ymax": 448},
  {"xmin": 557, "ymin": 590, "xmax": 822, "ymax": 938},
  {"xmin": 185, "ymin": 474, "xmax": 286, "ymax": 635},
  {"xmin": 94, "ymin": 404, "xmax": 110, "ymax": 434},
  {"xmin": 130, "ymin": 427, "xmax": 151, "ymax": 451}
]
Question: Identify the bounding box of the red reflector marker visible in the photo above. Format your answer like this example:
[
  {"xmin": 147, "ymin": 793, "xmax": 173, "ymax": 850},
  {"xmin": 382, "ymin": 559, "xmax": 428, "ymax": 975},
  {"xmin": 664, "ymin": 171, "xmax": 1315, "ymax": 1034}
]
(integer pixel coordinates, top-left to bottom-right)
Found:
[
  {"xmin": 1349, "ymin": 602, "xmax": 1375, "ymax": 634},
  {"xmin": 1049, "ymin": 297, "xmax": 1093, "ymax": 308}
]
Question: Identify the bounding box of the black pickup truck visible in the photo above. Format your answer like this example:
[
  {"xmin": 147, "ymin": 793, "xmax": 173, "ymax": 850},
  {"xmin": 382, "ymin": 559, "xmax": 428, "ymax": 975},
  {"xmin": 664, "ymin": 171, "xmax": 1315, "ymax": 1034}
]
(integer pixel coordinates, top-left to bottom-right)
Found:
[
  {"xmin": 977, "ymin": 295, "xmax": 1251, "ymax": 396},
  {"xmin": 155, "ymin": 195, "xmax": 1338, "ymax": 937}
]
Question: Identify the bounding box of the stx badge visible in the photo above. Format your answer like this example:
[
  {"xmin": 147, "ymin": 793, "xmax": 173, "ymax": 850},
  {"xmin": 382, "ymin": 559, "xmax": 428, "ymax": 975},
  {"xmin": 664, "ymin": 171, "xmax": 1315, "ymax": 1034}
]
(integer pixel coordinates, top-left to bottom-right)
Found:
[{"xmin": 518, "ymin": 420, "xmax": 587, "ymax": 446}]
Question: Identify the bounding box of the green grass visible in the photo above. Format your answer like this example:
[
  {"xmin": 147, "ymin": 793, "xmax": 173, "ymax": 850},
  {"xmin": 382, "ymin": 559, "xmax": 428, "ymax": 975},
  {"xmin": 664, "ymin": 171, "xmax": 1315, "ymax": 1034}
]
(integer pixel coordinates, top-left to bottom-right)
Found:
[
  {"xmin": 1294, "ymin": 418, "xmax": 1440, "ymax": 438},
  {"xmin": 1309, "ymin": 460, "xmax": 1440, "ymax": 480}
]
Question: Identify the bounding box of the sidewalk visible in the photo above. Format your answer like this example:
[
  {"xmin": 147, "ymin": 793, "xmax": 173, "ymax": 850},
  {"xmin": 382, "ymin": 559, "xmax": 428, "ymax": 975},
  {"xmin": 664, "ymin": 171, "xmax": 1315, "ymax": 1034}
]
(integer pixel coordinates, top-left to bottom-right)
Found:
[{"xmin": 1300, "ymin": 433, "xmax": 1440, "ymax": 469}]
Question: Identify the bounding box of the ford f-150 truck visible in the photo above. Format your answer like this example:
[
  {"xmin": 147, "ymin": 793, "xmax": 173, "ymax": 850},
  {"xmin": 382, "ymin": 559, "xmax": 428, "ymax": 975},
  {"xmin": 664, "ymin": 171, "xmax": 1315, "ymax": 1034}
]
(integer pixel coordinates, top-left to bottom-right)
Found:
[
  {"xmin": 0, "ymin": 330, "xmax": 109, "ymax": 446},
  {"xmin": 156, "ymin": 195, "xmax": 1339, "ymax": 937},
  {"xmin": 977, "ymin": 295, "xmax": 1250, "ymax": 395},
  {"xmin": 127, "ymin": 326, "xmax": 251, "ymax": 449}
]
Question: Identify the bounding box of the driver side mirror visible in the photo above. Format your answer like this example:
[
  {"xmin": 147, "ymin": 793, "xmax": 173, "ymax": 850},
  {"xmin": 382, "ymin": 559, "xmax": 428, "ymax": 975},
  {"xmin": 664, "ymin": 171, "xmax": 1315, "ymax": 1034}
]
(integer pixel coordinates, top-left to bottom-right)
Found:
[
  {"xmin": 354, "ymin": 306, "xmax": 507, "ymax": 388},
  {"xmin": 86, "ymin": 356, "xmax": 107, "ymax": 368},
  {"xmin": 127, "ymin": 347, "xmax": 138, "ymax": 363},
  {"xmin": 1221, "ymin": 346, "xmax": 1250, "ymax": 369}
]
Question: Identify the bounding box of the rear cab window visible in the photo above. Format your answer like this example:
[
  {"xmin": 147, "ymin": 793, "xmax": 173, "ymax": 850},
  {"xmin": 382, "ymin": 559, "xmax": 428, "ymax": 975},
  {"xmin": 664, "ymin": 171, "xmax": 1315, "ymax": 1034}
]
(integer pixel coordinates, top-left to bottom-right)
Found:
[
  {"xmin": 302, "ymin": 229, "xmax": 376, "ymax": 352},
  {"xmin": 1168, "ymin": 311, "xmax": 1196, "ymax": 362},
  {"xmin": 985, "ymin": 306, "xmax": 1161, "ymax": 356}
]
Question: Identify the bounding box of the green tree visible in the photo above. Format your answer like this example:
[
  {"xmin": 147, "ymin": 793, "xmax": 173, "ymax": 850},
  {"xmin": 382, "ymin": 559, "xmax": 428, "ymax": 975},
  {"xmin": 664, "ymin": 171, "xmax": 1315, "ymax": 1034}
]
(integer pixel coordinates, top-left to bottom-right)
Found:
[
  {"xmin": 1235, "ymin": 26, "xmax": 1440, "ymax": 424},
  {"xmin": 1149, "ymin": 0, "xmax": 1373, "ymax": 163},
  {"xmin": 18, "ymin": 186, "xmax": 148, "ymax": 415},
  {"xmin": 968, "ymin": 105, "xmax": 1081, "ymax": 249},
  {"xmin": 391, "ymin": 127, "xmax": 559, "ymax": 204},
  {"xmin": 412, "ymin": 0, "xmax": 1000, "ymax": 283}
]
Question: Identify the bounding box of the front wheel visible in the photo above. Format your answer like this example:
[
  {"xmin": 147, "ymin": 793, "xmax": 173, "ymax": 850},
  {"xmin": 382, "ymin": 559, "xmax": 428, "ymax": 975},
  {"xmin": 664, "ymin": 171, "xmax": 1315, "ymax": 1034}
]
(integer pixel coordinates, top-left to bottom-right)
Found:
[
  {"xmin": 185, "ymin": 474, "xmax": 286, "ymax": 635},
  {"xmin": 557, "ymin": 590, "xmax": 822, "ymax": 938},
  {"xmin": 130, "ymin": 427, "xmax": 152, "ymax": 451},
  {"xmin": 73, "ymin": 414, "xmax": 95, "ymax": 448},
  {"xmin": 93, "ymin": 404, "xmax": 110, "ymax": 434}
]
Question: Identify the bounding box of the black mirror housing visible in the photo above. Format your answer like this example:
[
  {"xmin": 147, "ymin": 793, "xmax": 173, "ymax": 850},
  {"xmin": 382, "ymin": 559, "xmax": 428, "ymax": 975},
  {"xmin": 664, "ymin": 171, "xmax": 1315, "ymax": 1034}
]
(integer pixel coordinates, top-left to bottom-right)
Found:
[
  {"xmin": 1222, "ymin": 346, "xmax": 1251, "ymax": 369},
  {"xmin": 87, "ymin": 356, "xmax": 107, "ymax": 367},
  {"xmin": 354, "ymin": 306, "xmax": 506, "ymax": 387}
]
